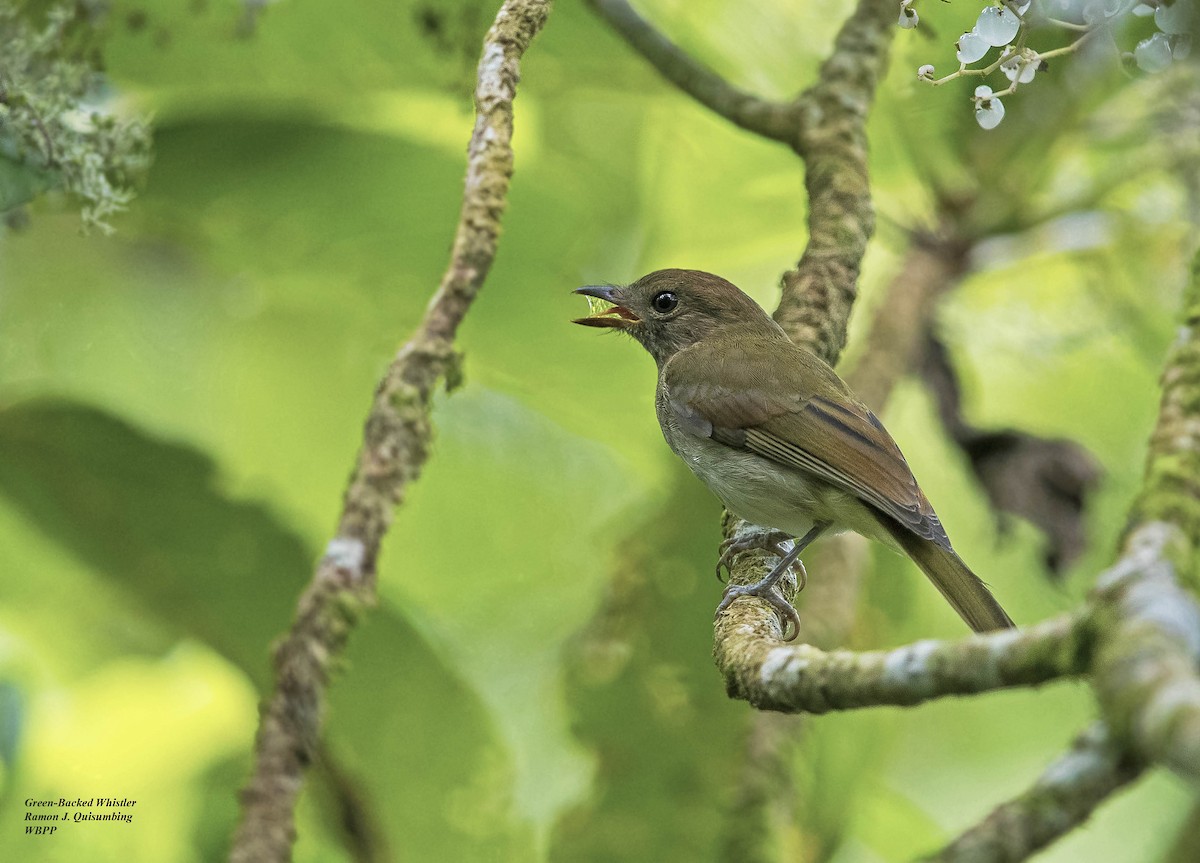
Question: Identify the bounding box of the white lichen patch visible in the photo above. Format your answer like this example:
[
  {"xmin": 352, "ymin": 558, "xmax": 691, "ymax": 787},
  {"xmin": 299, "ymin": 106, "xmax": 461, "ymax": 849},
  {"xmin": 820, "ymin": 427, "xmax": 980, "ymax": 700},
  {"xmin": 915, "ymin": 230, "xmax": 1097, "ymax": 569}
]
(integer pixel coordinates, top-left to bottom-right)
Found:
[
  {"xmin": 760, "ymin": 646, "xmax": 806, "ymax": 687},
  {"xmin": 324, "ymin": 537, "xmax": 366, "ymax": 571},
  {"xmin": 882, "ymin": 639, "xmax": 940, "ymax": 697}
]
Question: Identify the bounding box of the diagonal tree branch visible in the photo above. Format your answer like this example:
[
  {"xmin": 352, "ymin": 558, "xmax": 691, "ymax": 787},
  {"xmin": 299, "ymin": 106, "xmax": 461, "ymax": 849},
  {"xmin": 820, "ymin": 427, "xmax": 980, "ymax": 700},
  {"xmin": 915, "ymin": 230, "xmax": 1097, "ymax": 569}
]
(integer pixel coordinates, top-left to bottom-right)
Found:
[
  {"xmin": 1125, "ymin": 252, "xmax": 1200, "ymax": 573},
  {"xmin": 922, "ymin": 723, "xmax": 1144, "ymax": 863},
  {"xmin": 586, "ymin": 0, "xmax": 895, "ymax": 645},
  {"xmin": 918, "ymin": 252, "xmax": 1200, "ymax": 859},
  {"xmin": 586, "ymin": 0, "xmax": 1200, "ymax": 857},
  {"xmin": 585, "ymin": 0, "xmax": 894, "ymax": 363},
  {"xmin": 718, "ymin": 242, "xmax": 959, "ymax": 858},
  {"xmin": 714, "ymin": 258, "xmax": 1200, "ymax": 723},
  {"xmin": 772, "ymin": 0, "xmax": 896, "ymax": 361},
  {"xmin": 227, "ymin": 2, "xmax": 552, "ymax": 860}
]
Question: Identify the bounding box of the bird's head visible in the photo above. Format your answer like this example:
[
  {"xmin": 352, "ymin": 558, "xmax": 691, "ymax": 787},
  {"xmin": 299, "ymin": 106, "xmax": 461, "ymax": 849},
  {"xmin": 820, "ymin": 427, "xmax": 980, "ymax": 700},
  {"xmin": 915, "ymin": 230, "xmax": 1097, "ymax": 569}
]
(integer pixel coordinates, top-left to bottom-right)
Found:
[{"xmin": 573, "ymin": 269, "xmax": 785, "ymax": 365}]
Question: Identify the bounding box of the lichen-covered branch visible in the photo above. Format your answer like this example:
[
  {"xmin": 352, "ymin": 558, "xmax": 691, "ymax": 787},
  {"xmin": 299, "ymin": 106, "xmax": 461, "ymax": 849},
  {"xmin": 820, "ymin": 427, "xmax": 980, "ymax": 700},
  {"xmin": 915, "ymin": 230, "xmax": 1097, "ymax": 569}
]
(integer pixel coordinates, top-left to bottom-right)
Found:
[
  {"xmin": 916, "ymin": 253, "xmax": 1200, "ymax": 859},
  {"xmin": 227, "ymin": 2, "xmax": 551, "ymax": 860},
  {"xmin": 712, "ymin": 255, "xmax": 1200, "ymax": 734},
  {"xmin": 585, "ymin": 0, "xmax": 895, "ymax": 659},
  {"xmin": 582, "ymin": 0, "xmax": 797, "ymax": 141},
  {"xmin": 922, "ymin": 723, "xmax": 1144, "ymax": 863},
  {"xmin": 1091, "ymin": 255, "xmax": 1200, "ymax": 783},
  {"xmin": 1092, "ymin": 522, "xmax": 1200, "ymax": 775},
  {"xmin": 716, "ymin": 609, "xmax": 1087, "ymax": 714},
  {"xmin": 583, "ymin": 0, "xmax": 1200, "ymax": 855},
  {"xmin": 1126, "ymin": 254, "xmax": 1200, "ymax": 578},
  {"xmin": 772, "ymin": 0, "xmax": 896, "ymax": 362},
  {"xmin": 709, "ymin": 0, "xmax": 897, "ymax": 662}
]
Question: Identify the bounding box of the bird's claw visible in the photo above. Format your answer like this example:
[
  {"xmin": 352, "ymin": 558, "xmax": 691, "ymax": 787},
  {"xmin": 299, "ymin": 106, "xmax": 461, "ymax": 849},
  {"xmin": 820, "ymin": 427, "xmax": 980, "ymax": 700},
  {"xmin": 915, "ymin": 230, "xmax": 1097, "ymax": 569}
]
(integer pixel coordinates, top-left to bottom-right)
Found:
[
  {"xmin": 715, "ymin": 529, "xmax": 794, "ymax": 582},
  {"xmin": 714, "ymin": 558, "xmax": 808, "ymax": 642}
]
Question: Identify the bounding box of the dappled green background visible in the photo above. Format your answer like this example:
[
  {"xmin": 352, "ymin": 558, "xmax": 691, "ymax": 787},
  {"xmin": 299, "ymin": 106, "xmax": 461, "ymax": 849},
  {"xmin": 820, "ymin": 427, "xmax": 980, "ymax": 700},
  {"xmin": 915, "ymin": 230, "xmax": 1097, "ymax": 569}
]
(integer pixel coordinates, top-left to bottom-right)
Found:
[{"xmin": 0, "ymin": 0, "xmax": 1196, "ymax": 861}]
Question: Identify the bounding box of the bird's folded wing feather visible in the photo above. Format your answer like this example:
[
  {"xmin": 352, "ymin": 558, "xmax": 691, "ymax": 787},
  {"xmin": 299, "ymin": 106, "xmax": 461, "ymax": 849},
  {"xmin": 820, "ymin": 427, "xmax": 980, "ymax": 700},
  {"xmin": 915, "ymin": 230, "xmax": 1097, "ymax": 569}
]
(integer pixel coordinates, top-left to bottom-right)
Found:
[{"xmin": 663, "ymin": 338, "xmax": 951, "ymax": 548}]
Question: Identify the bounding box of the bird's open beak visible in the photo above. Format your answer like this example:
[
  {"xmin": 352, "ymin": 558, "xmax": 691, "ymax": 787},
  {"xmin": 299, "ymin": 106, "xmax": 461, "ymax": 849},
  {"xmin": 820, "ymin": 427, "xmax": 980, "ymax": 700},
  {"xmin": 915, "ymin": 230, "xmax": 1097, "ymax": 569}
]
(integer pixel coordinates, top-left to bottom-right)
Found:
[{"xmin": 573, "ymin": 285, "xmax": 640, "ymax": 329}]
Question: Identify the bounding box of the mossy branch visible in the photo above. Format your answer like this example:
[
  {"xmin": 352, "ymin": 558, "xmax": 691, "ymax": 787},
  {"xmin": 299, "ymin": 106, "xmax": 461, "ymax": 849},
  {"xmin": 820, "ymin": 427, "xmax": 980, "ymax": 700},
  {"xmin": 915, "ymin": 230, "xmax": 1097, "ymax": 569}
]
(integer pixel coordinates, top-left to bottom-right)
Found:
[
  {"xmin": 1091, "ymin": 256, "xmax": 1200, "ymax": 781},
  {"xmin": 716, "ymin": 611, "xmax": 1089, "ymax": 714},
  {"xmin": 716, "ymin": 249, "xmax": 1200, "ymax": 860},
  {"xmin": 923, "ymin": 723, "xmax": 1143, "ymax": 863},
  {"xmin": 227, "ymin": 2, "xmax": 552, "ymax": 860},
  {"xmin": 771, "ymin": 0, "xmax": 896, "ymax": 363}
]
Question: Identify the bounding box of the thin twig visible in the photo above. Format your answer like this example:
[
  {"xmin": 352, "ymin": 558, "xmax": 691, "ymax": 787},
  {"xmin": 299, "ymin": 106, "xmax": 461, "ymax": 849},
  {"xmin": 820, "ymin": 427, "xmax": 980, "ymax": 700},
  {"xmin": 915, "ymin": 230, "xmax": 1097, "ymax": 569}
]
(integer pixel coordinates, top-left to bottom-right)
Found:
[
  {"xmin": 582, "ymin": 0, "xmax": 797, "ymax": 141},
  {"xmin": 227, "ymin": 2, "xmax": 552, "ymax": 860}
]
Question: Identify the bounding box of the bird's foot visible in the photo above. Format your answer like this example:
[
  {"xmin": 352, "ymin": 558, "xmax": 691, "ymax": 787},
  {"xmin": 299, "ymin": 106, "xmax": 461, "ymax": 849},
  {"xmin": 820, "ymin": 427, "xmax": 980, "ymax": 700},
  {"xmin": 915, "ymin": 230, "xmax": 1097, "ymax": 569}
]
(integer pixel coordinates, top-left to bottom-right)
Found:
[
  {"xmin": 714, "ymin": 557, "xmax": 808, "ymax": 641},
  {"xmin": 716, "ymin": 529, "xmax": 794, "ymax": 582}
]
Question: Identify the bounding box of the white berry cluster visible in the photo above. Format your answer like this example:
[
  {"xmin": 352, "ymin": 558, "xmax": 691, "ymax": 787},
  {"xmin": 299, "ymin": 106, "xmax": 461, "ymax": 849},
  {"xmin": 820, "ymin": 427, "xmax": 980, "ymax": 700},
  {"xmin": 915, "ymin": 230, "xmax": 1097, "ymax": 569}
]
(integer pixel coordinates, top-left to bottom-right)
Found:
[{"xmin": 899, "ymin": 1, "xmax": 1198, "ymax": 130}]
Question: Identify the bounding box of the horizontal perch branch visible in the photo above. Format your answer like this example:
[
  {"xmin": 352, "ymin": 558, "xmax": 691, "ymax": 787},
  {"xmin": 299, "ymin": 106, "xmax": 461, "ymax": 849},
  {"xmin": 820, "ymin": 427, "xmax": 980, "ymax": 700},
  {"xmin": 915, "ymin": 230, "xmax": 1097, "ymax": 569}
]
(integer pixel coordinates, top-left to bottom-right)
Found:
[{"xmin": 716, "ymin": 606, "xmax": 1089, "ymax": 714}]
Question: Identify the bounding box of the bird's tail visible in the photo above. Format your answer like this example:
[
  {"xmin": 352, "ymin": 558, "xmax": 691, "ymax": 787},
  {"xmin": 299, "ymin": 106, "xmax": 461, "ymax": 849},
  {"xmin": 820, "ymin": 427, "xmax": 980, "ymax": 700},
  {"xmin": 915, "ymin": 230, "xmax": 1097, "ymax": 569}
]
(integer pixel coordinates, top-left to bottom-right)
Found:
[{"xmin": 884, "ymin": 524, "xmax": 1014, "ymax": 632}]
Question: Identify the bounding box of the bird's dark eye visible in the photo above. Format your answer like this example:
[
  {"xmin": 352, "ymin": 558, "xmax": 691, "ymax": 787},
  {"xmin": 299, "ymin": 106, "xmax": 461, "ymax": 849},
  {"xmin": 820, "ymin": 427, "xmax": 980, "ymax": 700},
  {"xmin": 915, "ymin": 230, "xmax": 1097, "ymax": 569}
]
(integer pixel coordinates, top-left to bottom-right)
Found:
[{"xmin": 651, "ymin": 291, "xmax": 678, "ymax": 314}]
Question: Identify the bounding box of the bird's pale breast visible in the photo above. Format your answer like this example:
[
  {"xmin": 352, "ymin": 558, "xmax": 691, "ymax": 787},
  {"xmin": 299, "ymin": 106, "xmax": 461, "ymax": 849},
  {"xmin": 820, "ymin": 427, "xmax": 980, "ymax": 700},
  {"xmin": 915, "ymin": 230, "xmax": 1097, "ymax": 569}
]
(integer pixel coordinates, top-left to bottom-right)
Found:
[{"xmin": 656, "ymin": 396, "xmax": 897, "ymax": 548}]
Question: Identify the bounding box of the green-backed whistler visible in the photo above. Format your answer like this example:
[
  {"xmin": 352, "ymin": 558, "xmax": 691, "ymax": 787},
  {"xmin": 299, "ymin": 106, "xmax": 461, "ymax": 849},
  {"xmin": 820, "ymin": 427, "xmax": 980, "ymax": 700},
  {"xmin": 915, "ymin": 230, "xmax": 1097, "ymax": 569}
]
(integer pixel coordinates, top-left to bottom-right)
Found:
[{"xmin": 574, "ymin": 269, "xmax": 1014, "ymax": 640}]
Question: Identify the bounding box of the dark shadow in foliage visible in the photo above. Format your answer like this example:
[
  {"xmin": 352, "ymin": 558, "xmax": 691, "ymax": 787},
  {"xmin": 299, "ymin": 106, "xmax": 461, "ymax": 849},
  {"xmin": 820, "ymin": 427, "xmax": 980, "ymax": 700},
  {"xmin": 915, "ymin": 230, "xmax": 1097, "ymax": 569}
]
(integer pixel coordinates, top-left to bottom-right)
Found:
[
  {"xmin": 0, "ymin": 398, "xmax": 309, "ymax": 686},
  {"xmin": 0, "ymin": 398, "xmax": 521, "ymax": 861},
  {"xmin": 920, "ymin": 335, "xmax": 1104, "ymax": 577},
  {"xmin": 551, "ymin": 476, "xmax": 753, "ymax": 863}
]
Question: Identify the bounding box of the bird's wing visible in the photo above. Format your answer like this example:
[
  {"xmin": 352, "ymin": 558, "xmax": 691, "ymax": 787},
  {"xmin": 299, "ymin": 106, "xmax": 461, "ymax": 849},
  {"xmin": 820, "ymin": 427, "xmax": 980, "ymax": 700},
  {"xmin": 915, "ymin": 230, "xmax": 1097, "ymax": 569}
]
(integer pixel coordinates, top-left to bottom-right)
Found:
[{"xmin": 663, "ymin": 338, "xmax": 950, "ymax": 548}]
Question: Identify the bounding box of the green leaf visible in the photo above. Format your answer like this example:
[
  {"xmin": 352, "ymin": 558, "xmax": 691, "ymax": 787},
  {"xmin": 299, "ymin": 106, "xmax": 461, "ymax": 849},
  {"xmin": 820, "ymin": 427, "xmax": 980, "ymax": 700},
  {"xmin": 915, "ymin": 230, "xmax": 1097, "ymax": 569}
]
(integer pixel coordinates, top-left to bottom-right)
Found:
[
  {"xmin": 0, "ymin": 397, "xmax": 532, "ymax": 860},
  {"xmin": 0, "ymin": 398, "xmax": 308, "ymax": 684}
]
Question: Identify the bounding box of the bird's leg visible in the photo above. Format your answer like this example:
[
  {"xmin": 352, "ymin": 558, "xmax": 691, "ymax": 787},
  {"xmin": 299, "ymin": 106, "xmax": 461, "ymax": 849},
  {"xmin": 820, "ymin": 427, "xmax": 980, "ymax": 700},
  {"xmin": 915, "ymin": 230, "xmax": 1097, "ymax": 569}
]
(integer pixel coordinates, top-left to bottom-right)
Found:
[
  {"xmin": 714, "ymin": 523, "xmax": 828, "ymax": 641},
  {"xmin": 716, "ymin": 528, "xmax": 794, "ymax": 582}
]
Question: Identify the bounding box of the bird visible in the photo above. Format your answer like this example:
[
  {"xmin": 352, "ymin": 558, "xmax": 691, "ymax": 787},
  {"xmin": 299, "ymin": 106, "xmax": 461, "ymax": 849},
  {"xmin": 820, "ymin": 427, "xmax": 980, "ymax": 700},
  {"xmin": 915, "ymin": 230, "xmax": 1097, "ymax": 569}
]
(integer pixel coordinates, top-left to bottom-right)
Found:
[{"xmin": 573, "ymin": 268, "xmax": 1014, "ymax": 640}]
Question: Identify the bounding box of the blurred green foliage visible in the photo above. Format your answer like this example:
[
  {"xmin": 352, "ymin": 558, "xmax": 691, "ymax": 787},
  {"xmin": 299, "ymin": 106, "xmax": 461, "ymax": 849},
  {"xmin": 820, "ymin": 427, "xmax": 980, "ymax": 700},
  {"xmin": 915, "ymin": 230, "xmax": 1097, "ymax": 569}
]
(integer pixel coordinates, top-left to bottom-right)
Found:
[{"xmin": 0, "ymin": 1, "xmax": 1197, "ymax": 861}]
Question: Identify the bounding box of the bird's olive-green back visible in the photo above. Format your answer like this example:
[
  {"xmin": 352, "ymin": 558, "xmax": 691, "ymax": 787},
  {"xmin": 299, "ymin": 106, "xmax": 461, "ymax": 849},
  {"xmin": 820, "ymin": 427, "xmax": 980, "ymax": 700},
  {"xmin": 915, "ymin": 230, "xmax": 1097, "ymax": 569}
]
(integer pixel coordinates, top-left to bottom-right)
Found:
[{"xmin": 662, "ymin": 336, "xmax": 951, "ymax": 549}]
